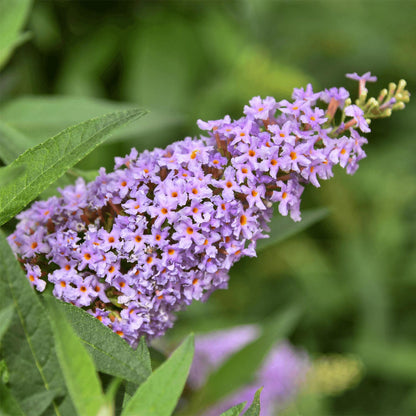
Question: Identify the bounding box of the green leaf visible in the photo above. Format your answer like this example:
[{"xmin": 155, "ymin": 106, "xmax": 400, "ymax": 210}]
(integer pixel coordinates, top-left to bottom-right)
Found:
[
  {"xmin": 243, "ymin": 388, "xmax": 262, "ymax": 416},
  {"xmin": 219, "ymin": 402, "xmax": 246, "ymax": 416},
  {"xmin": 0, "ymin": 108, "xmax": 146, "ymax": 226},
  {"xmin": 256, "ymin": 208, "xmax": 329, "ymax": 252},
  {"xmin": 20, "ymin": 390, "xmax": 59, "ymax": 416},
  {"xmin": 0, "ymin": 119, "xmax": 32, "ymax": 164},
  {"xmin": 0, "ymin": 381, "xmax": 25, "ymax": 416},
  {"xmin": 0, "ymin": 230, "xmax": 74, "ymax": 415},
  {"xmin": 0, "ymin": 96, "xmax": 182, "ymax": 146},
  {"xmin": 122, "ymin": 334, "xmax": 194, "ymax": 416},
  {"xmin": 56, "ymin": 301, "xmax": 151, "ymax": 386},
  {"xmin": 0, "ymin": 0, "xmax": 33, "ymax": 70},
  {"xmin": 191, "ymin": 307, "xmax": 300, "ymax": 412},
  {"xmin": 0, "ymin": 305, "xmax": 14, "ymax": 342},
  {"xmin": 45, "ymin": 296, "xmax": 106, "ymax": 416}
]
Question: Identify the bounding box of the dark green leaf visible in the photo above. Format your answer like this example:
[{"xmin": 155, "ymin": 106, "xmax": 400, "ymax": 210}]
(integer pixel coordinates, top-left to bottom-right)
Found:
[
  {"xmin": 45, "ymin": 296, "xmax": 106, "ymax": 416},
  {"xmin": 243, "ymin": 388, "xmax": 262, "ymax": 416},
  {"xmin": 0, "ymin": 305, "xmax": 14, "ymax": 342},
  {"xmin": 0, "ymin": 230, "xmax": 74, "ymax": 415},
  {"xmin": 0, "ymin": 0, "xmax": 33, "ymax": 70},
  {"xmin": 0, "ymin": 108, "xmax": 146, "ymax": 226},
  {"xmin": 56, "ymin": 301, "xmax": 151, "ymax": 386},
  {"xmin": 191, "ymin": 307, "xmax": 300, "ymax": 411},
  {"xmin": 121, "ymin": 334, "xmax": 194, "ymax": 416},
  {"xmin": 0, "ymin": 381, "xmax": 25, "ymax": 416},
  {"xmin": 20, "ymin": 390, "xmax": 59, "ymax": 416},
  {"xmin": 219, "ymin": 402, "xmax": 246, "ymax": 416},
  {"xmin": 256, "ymin": 208, "xmax": 329, "ymax": 252}
]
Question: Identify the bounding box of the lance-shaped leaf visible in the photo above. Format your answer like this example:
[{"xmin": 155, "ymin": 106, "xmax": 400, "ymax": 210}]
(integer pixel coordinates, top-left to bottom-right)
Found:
[
  {"xmin": 45, "ymin": 296, "xmax": 106, "ymax": 416},
  {"xmin": 220, "ymin": 402, "xmax": 246, "ymax": 416},
  {"xmin": 243, "ymin": 388, "xmax": 262, "ymax": 416},
  {"xmin": 0, "ymin": 230, "xmax": 75, "ymax": 415},
  {"xmin": 0, "ymin": 0, "xmax": 33, "ymax": 70},
  {"xmin": 0, "ymin": 108, "xmax": 146, "ymax": 226},
  {"xmin": 56, "ymin": 300, "xmax": 151, "ymax": 386},
  {"xmin": 256, "ymin": 208, "xmax": 329, "ymax": 252},
  {"xmin": 189, "ymin": 307, "xmax": 300, "ymax": 412},
  {"xmin": 122, "ymin": 334, "xmax": 194, "ymax": 416}
]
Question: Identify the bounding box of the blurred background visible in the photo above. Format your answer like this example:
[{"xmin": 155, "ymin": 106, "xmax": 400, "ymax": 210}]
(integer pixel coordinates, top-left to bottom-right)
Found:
[{"xmin": 1, "ymin": 1, "xmax": 415, "ymax": 414}]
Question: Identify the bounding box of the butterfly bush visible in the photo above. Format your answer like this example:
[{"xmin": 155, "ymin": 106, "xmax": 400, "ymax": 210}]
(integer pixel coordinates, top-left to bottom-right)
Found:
[
  {"xmin": 188, "ymin": 326, "xmax": 309, "ymax": 416},
  {"xmin": 8, "ymin": 74, "xmax": 409, "ymax": 347}
]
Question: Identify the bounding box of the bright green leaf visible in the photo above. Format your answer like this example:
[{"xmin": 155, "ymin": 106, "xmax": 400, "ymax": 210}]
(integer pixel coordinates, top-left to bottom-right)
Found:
[
  {"xmin": 45, "ymin": 296, "xmax": 106, "ymax": 416},
  {"xmin": 191, "ymin": 307, "xmax": 300, "ymax": 412},
  {"xmin": 0, "ymin": 381, "xmax": 25, "ymax": 416},
  {"xmin": 0, "ymin": 305, "xmax": 14, "ymax": 342},
  {"xmin": 0, "ymin": 0, "xmax": 33, "ymax": 70},
  {"xmin": 256, "ymin": 208, "xmax": 329, "ymax": 252},
  {"xmin": 122, "ymin": 334, "xmax": 194, "ymax": 416},
  {"xmin": 243, "ymin": 388, "xmax": 262, "ymax": 416},
  {"xmin": 0, "ymin": 108, "xmax": 146, "ymax": 226},
  {"xmin": 57, "ymin": 301, "xmax": 151, "ymax": 386},
  {"xmin": 219, "ymin": 402, "xmax": 246, "ymax": 416},
  {"xmin": 0, "ymin": 230, "xmax": 75, "ymax": 415}
]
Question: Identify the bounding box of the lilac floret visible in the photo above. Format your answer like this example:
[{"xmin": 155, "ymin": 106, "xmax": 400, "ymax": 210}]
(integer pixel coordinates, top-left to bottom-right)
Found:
[
  {"xmin": 9, "ymin": 77, "xmax": 371, "ymax": 346},
  {"xmin": 345, "ymin": 104, "xmax": 371, "ymax": 133},
  {"xmin": 321, "ymin": 87, "xmax": 350, "ymax": 107},
  {"xmin": 346, "ymin": 71, "xmax": 377, "ymax": 82}
]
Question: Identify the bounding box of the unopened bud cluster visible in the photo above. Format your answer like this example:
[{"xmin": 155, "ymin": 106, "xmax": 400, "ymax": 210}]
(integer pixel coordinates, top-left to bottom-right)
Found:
[{"xmin": 8, "ymin": 73, "xmax": 408, "ymax": 346}]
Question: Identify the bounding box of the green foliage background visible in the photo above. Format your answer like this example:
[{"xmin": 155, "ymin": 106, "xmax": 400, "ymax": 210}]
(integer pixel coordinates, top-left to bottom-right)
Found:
[{"xmin": 0, "ymin": 1, "xmax": 415, "ymax": 415}]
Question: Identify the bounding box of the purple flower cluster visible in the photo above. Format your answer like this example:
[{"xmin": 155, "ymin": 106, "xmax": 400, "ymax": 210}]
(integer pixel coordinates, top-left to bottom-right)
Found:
[
  {"xmin": 8, "ymin": 77, "xmax": 371, "ymax": 346},
  {"xmin": 188, "ymin": 326, "xmax": 309, "ymax": 416}
]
